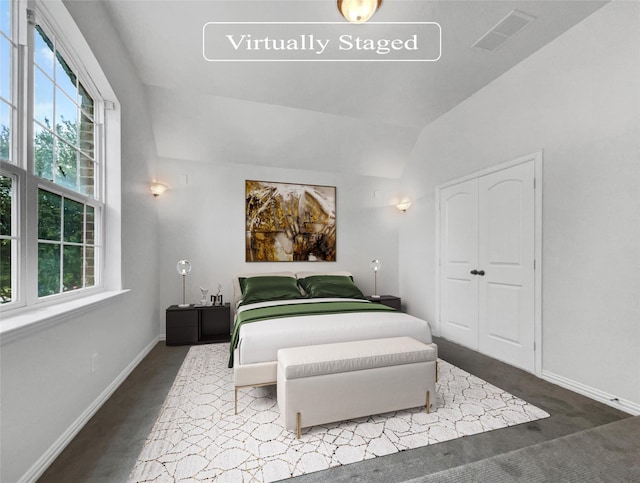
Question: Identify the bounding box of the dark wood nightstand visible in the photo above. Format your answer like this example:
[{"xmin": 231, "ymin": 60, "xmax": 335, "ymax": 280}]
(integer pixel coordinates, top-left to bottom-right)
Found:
[
  {"xmin": 366, "ymin": 295, "xmax": 402, "ymax": 311},
  {"xmin": 166, "ymin": 303, "xmax": 231, "ymax": 346}
]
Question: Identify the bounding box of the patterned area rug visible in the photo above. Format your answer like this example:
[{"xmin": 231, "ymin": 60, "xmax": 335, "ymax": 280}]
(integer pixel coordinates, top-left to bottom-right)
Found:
[{"xmin": 128, "ymin": 344, "xmax": 549, "ymax": 482}]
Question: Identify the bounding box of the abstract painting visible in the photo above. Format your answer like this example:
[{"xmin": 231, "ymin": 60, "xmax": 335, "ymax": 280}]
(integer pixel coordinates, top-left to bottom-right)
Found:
[{"xmin": 246, "ymin": 180, "xmax": 336, "ymax": 262}]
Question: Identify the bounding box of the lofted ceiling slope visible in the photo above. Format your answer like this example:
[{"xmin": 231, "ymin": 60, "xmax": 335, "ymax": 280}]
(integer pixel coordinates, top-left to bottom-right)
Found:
[{"xmin": 101, "ymin": 0, "xmax": 606, "ymax": 178}]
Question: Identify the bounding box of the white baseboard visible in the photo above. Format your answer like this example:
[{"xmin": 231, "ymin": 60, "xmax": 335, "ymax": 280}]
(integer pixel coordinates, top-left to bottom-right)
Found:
[
  {"xmin": 19, "ymin": 335, "xmax": 163, "ymax": 483},
  {"xmin": 542, "ymin": 370, "xmax": 640, "ymax": 416},
  {"xmin": 159, "ymin": 332, "xmax": 166, "ymax": 341}
]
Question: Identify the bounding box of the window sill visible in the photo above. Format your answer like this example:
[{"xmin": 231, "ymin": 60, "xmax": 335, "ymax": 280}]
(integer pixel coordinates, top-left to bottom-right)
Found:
[{"xmin": 0, "ymin": 290, "xmax": 130, "ymax": 346}]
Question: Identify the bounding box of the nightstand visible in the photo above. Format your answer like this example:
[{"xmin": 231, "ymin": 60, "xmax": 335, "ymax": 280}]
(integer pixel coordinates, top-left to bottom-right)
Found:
[
  {"xmin": 366, "ymin": 295, "xmax": 402, "ymax": 311},
  {"xmin": 166, "ymin": 303, "xmax": 231, "ymax": 346}
]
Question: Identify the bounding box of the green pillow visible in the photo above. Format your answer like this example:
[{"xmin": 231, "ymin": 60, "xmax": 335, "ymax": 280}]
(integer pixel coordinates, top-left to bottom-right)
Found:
[
  {"xmin": 298, "ymin": 275, "xmax": 364, "ymax": 299},
  {"xmin": 240, "ymin": 276, "xmax": 304, "ymax": 306}
]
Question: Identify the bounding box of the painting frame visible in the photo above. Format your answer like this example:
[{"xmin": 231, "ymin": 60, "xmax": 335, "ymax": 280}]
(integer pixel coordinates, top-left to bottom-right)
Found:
[{"xmin": 245, "ymin": 180, "xmax": 337, "ymax": 262}]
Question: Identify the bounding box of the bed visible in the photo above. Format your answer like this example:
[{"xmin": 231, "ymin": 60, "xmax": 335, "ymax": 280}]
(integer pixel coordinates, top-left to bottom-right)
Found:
[{"xmin": 231, "ymin": 271, "xmax": 435, "ymax": 409}]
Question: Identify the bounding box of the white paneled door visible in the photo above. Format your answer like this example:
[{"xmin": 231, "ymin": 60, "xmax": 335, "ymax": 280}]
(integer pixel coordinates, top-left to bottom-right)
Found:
[
  {"xmin": 439, "ymin": 160, "xmax": 536, "ymax": 372},
  {"xmin": 439, "ymin": 179, "xmax": 479, "ymax": 349}
]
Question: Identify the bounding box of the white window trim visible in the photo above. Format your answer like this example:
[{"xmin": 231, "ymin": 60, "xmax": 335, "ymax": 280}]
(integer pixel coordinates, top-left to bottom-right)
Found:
[
  {"xmin": 0, "ymin": 163, "xmax": 26, "ymax": 310},
  {"xmin": 0, "ymin": 289, "xmax": 130, "ymax": 345},
  {"xmin": 0, "ymin": 0, "xmax": 121, "ymax": 336}
]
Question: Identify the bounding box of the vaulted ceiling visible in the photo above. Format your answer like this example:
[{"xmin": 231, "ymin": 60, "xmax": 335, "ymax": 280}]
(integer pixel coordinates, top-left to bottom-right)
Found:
[{"xmin": 102, "ymin": 0, "xmax": 606, "ymax": 178}]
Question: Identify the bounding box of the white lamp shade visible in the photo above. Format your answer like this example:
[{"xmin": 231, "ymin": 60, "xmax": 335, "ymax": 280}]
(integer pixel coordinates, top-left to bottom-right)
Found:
[
  {"xmin": 176, "ymin": 259, "xmax": 192, "ymax": 275},
  {"xmin": 370, "ymin": 259, "xmax": 382, "ymax": 272}
]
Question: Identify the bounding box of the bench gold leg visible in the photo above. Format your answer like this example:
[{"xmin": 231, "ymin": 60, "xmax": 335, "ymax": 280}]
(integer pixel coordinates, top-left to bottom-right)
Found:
[
  {"xmin": 296, "ymin": 412, "xmax": 301, "ymax": 439},
  {"xmin": 234, "ymin": 387, "xmax": 238, "ymax": 415},
  {"xmin": 426, "ymin": 391, "xmax": 430, "ymax": 414}
]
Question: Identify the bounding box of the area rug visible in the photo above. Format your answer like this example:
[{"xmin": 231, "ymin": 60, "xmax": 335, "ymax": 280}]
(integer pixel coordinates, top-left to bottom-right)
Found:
[{"xmin": 127, "ymin": 344, "xmax": 549, "ymax": 482}]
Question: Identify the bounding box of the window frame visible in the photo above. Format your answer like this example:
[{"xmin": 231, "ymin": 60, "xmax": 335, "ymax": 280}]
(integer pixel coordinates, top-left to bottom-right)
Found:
[
  {"xmin": 1, "ymin": 0, "xmax": 119, "ymax": 318},
  {"xmin": 0, "ymin": 169, "xmax": 22, "ymax": 307},
  {"xmin": 34, "ymin": 179, "xmax": 103, "ymax": 300},
  {"xmin": 0, "ymin": 0, "xmax": 24, "ymax": 309},
  {"xmin": 0, "ymin": 0, "xmax": 19, "ymax": 165},
  {"xmin": 30, "ymin": 19, "xmax": 101, "ymax": 199},
  {"xmin": 29, "ymin": 15, "xmax": 104, "ymax": 303}
]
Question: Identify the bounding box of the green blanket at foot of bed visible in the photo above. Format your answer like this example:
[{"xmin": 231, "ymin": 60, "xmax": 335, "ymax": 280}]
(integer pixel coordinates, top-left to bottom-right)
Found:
[{"xmin": 228, "ymin": 300, "xmax": 396, "ymax": 368}]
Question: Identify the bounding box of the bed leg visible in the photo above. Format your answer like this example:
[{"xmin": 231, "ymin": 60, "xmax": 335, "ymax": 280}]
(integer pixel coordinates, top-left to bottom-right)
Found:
[
  {"xmin": 426, "ymin": 391, "xmax": 430, "ymax": 414},
  {"xmin": 296, "ymin": 412, "xmax": 301, "ymax": 439},
  {"xmin": 436, "ymin": 360, "xmax": 438, "ymax": 383}
]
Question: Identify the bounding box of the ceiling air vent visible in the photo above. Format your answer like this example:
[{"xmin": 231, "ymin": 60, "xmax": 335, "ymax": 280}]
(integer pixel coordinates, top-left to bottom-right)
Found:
[{"xmin": 472, "ymin": 10, "xmax": 536, "ymax": 51}]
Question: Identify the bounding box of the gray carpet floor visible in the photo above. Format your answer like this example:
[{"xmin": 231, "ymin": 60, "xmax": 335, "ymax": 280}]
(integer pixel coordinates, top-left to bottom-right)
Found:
[
  {"xmin": 412, "ymin": 416, "xmax": 640, "ymax": 483},
  {"xmin": 37, "ymin": 337, "xmax": 634, "ymax": 482}
]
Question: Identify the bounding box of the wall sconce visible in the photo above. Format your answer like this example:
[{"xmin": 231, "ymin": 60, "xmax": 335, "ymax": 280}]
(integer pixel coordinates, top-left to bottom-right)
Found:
[
  {"xmin": 396, "ymin": 200, "xmax": 412, "ymax": 212},
  {"xmin": 337, "ymin": 0, "xmax": 382, "ymax": 24},
  {"xmin": 150, "ymin": 182, "xmax": 168, "ymax": 197}
]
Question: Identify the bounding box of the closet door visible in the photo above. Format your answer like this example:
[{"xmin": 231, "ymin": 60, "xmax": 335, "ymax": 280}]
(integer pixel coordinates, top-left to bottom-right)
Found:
[
  {"xmin": 478, "ymin": 162, "xmax": 535, "ymax": 372},
  {"xmin": 439, "ymin": 179, "xmax": 479, "ymax": 349}
]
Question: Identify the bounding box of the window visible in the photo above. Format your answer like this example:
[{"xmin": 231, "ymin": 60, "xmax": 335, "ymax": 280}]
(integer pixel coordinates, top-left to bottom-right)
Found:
[
  {"xmin": 0, "ymin": 0, "xmax": 117, "ymax": 314},
  {"xmin": 32, "ymin": 23, "xmax": 101, "ymax": 299},
  {"xmin": 0, "ymin": 0, "xmax": 16, "ymax": 163},
  {"xmin": 33, "ymin": 25, "xmax": 96, "ymax": 197},
  {"xmin": 0, "ymin": 174, "xmax": 15, "ymax": 303},
  {"xmin": 1, "ymin": 0, "xmax": 17, "ymax": 305},
  {"xmin": 37, "ymin": 189, "xmax": 97, "ymax": 297}
]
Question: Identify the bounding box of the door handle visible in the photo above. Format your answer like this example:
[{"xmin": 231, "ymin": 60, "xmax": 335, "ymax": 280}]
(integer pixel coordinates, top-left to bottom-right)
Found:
[
  {"xmin": 477, "ymin": 270, "xmax": 485, "ymax": 276},
  {"xmin": 470, "ymin": 270, "xmax": 478, "ymax": 275}
]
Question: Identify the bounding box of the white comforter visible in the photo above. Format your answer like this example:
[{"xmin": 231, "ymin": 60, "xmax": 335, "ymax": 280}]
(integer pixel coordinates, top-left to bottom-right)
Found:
[{"xmin": 236, "ymin": 298, "xmax": 433, "ymax": 365}]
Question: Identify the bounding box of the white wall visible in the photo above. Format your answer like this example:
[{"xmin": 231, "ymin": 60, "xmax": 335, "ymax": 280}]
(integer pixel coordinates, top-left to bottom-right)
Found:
[
  {"xmin": 399, "ymin": 2, "xmax": 640, "ymax": 409},
  {"xmin": 0, "ymin": 2, "xmax": 163, "ymax": 482},
  {"xmin": 156, "ymin": 158, "xmax": 404, "ymax": 322}
]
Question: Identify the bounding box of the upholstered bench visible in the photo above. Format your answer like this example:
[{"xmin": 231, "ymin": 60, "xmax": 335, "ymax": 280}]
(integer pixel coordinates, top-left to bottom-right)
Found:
[{"xmin": 277, "ymin": 337, "xmax": 438, "ymax": 438}]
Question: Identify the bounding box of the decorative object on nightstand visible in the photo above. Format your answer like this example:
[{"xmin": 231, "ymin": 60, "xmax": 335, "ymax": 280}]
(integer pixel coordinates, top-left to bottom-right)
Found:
[
  {"xmin": 176, "ymin": 259, "xmax": 192, "ymax": 307},
  {"xmin": 369, "ymin": 259, "xmax": 382, "ymax": 298},
  {"xmin": 199, "ymin": 287, "xmax": 209, "ymax": 306},
  {"xmin": 366, "ymin": 295, "xmax": 401, "ymax": 311}
]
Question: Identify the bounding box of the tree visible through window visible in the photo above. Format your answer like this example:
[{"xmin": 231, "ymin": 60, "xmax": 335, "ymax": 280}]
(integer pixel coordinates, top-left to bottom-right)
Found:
[
  {"xmin": 33, "ymin": 25, "xmax": 99, "ymax": 298},
  {"xmin": 37, "ymin": 189, "xmax": 96, "ymax": 297},
  {"xmin": 33, "ymin": 25, "xmax": 96, "ymax": 198},
  {"xmin": 0, "ymin": 175, "xmax": 12, "ymax": 303},
  {"xmin": 0, "ymin": 0, "xmax": 16, "ymax": 304}
]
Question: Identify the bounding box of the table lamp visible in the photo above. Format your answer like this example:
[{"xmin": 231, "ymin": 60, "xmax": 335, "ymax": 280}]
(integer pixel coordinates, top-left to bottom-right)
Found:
[
  {"xmin": 370, "ymin": 259, "xmax": 382, "ymax": 298},
  {"xmin": 176, "ymin": 259, "xmax": 192, "ymax": 307}
]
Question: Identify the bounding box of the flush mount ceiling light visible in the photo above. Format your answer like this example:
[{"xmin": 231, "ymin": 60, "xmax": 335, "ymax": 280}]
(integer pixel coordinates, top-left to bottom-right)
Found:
[{"xmin": 337, "ymin": 0, "xmax": 382, "ymax": 24}]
